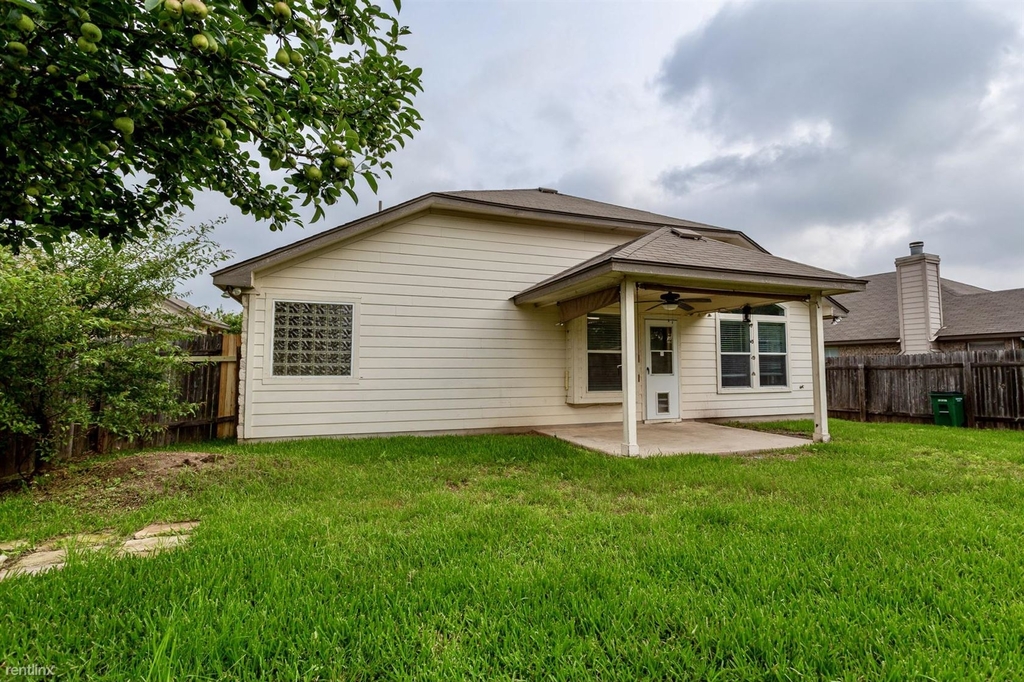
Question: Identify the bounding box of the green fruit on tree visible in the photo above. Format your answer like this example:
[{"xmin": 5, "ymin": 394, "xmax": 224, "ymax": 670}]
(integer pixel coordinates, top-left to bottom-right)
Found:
[
  {"xmin": 182, "ymin": 0, "xmax": 208, "ymax": 20},
  {"xmin": 213, "ymin": 118, "xmax": 228, "ymax": 131},
  {"xmin": 211, "ymin": 136, "xmax": 225, "ymax": 150},
  {"xmin": 26, "ymin": 185, "xmax": 41, "ymax": 197},
  {"xmin": 80, "ymin": 22, "xmax": 102, "ymax": 43},
  {"xmin": 97, "ymin": 142, "xmax": 111, "ymax": 154},
  {"xmin": 304, "ymin": 165, "xmax": 323, "ymax": 181},
  {"xmin": 113, "ymin": 117, "xmax": 135, "ymax": 136},
  {"xmin": 76, "ymin": 73, "xmax": 91, "ymax": 83},
  {"xmin": 329, "ymin": 143, "xmax": 345, "ymax": 155},
  {"xmin": 78, "ymin": 10, "xmax": 91, "ymax": 22},
  {"xmin": 164, "ymin": 0, "xmax": 183, "ymax": 18},
  {"xmin": 290, "ymin": 51, "xmax": 304, "ymax": 66},
  {"xmin": 274, "ymin": 47, "xmax": 290, "ymax": 66},
  {"xmin": 46, "ymin": 65, "xmax": 59, "ymax": 75},
  {"xmin": 191, "ymin": 33, "xmax": 209, "ymax": 50},
  {"xmin": 183, "ymin": 89, "xmax": 196, "ymax": 99},
  {"xmin": 203, "ymin": 32, "xmax": 218, "ymax": 53},
  {"xmin": 16, "ymin": 14, "xmax": 36, "ymax": 33},
  {"xmin": 332, "ymin": 156, "xmax": 350, "ymax": 169},
  {"xmin": 77, "ymin": 37, "xmax": 98, "ymax": 53},
  {"xmin": 7, "ymin": 41, "xmax": 28, "ymax": 57},
  {"xmin": 273, "ymin": 2, "xmax": 292, "ymax": 20}
]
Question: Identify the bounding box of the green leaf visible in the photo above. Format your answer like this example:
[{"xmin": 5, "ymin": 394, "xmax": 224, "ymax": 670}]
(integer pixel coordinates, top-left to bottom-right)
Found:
[
  {"xmin": 144, "ymin": 0, "xmax": 163, "ymax": 10},
  {"xmin": 361, "ymin": 171, "xmax": 378, "ymax": 193}
]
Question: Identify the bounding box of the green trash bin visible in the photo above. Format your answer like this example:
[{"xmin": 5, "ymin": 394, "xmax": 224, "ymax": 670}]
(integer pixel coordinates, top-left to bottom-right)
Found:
[{"xmin": 930, "ymin": 392, "xmax": 966, "ymax": 427}]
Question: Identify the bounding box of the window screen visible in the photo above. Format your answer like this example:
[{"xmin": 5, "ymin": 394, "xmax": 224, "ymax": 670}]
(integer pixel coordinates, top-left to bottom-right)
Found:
[
  {"xmin": 720, "ymin": 320, "xmax": 751, "ymax": 387},
  {"xmin": 757, "ymin": 322, "xmax": 787, "ymax": 387},
  {"xmin": 587, "ymin": 314, "xmax": 622, "ymax": 391},
  {"xmin": 272, "ymin": 301, "xmax": 353, "ymax": 376}
]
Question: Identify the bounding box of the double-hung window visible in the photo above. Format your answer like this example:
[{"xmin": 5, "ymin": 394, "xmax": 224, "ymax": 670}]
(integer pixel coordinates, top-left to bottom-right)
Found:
[
  {"xmin": 586, "ymin": 314, "xmax": 622, "ymax": 392},
  {"xmin": 718, "ymin": 305, "xmax": 789, "ymax": 390},
  {"xmin": 272, "ymin": 301, "xmax": 354, "ymax": 377}
]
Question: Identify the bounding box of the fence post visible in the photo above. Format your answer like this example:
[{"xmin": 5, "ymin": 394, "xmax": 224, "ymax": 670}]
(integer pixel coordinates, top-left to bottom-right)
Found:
[
  {"xmin": 857, "ymin": 363, "xmax": 868, "ymax": 422},
  {"xmin": 216, "ymin": 333, "xmax": 240, "ymax": 439},
  {"xmin": 962, "ymin": 354, "xmax": 976, "ymax": 428}
]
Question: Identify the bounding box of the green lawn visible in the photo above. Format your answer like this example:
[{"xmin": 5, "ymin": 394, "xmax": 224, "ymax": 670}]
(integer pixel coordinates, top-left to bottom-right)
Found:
[{"xmin": 2, "ymin": 420, "xmax": 1023, "ymax": 681}]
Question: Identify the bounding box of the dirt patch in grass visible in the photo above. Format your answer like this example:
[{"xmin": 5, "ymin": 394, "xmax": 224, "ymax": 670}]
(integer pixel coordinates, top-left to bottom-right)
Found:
[{"xmin": 25, "ymin": 451, "xmax": 235, "ymax": 512}]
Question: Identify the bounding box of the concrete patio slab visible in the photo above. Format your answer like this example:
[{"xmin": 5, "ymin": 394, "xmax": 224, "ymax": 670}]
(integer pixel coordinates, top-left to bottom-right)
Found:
[{"xmin": 536, "ymin": 421, "xmax": 809, "ymax": 457}]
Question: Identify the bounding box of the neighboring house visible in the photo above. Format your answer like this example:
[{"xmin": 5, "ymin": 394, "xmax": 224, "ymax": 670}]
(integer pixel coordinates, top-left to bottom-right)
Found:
[
  {"xmin": 212, "ymin": 189, "xmax": 865, "ymax": 451},
  {"xmin": 824, "ymin": 241, "xmax": 1024, "ymax": 356},
  {"xmin": 162, "ymin": 297, "xmax": 230, "ymax": 334}
]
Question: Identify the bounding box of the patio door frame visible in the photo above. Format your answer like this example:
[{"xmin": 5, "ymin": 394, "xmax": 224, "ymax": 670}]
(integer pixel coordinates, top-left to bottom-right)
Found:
[{"xmin": 643, "ymin": 318, "xmax": 680, "ymax": 422}]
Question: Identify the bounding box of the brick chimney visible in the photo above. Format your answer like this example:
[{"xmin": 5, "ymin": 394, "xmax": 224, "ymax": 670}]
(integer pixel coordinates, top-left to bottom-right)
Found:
[{"xmin": 895, "ymin": 241, "xmax": 942, "ymax": 354}]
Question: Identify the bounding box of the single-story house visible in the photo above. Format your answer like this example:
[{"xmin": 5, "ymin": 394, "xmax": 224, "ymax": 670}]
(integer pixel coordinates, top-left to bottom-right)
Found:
[
  {"xmin": 824, "ymin": 241, "xmax": 1024, "ymax": 356},
  {"xmin": 212, "ymin": 188, "xmax": 866, "ymax": 453}
]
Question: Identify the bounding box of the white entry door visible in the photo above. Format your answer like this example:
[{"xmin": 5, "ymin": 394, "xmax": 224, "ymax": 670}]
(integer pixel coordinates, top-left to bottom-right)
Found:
[{"xmin": 645, "ymin": 320, "xmax": 680, "ymax": 420}]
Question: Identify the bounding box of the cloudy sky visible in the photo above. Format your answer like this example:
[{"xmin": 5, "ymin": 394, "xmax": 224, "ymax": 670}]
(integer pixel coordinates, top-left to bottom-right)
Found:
[{"xmin": 187, "ymin": 0, "xmax": 1024, "ymax": 310}]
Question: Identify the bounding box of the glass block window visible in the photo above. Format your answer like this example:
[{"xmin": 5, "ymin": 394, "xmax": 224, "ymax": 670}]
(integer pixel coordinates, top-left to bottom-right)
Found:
[
  {"xmin": 272, "ymin": 301, "xmax": 353, "ymax": 377},
  {"xmin": 587, "ymin": 314, "xmax": 622, "ymax": 392}
]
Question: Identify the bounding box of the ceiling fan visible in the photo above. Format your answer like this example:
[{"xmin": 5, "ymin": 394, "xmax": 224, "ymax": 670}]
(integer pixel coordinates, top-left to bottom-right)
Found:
[{"xmin": 646, "ymin": 291, "xmax": 712, "ymax": 312}]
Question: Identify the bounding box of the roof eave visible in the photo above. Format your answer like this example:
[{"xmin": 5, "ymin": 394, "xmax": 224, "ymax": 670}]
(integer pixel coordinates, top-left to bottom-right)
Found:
[
  {"xmin": 935, "ymin": 330, "xmax": 1024, "ymax": 341},
  {"xmin": 514, "ymin": 258, "xmax": 867, "ymax": 306}
]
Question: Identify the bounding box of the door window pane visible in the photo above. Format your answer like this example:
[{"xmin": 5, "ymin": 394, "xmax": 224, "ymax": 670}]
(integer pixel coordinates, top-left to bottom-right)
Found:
[
  {"xmin": 651, "ymin": 351, "xmax": 673, "ymax": 375},
  {"xmin": 649, "ymin": 326, "xmax": 671, "ymax": 351}
]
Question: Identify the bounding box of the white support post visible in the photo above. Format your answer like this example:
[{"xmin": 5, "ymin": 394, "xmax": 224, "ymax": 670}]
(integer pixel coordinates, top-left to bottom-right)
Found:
[
  {"xmin": 620, "ymin": 278, "xmax": 640, "ymax": 456},
  {"xmin": 808, "ymin": 293, "xmax": 831, "ymax": 443}
]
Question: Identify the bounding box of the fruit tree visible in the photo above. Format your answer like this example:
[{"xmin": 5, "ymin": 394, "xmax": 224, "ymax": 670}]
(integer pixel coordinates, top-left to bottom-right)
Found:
[{"xmin": 0, "ymin": 0, "xmax": 422, "ymax": 250}]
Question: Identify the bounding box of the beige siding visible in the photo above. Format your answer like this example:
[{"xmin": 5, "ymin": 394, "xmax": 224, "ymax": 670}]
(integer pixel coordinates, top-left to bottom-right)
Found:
[
  {"xmin": 243, "ymin": 214, "xmax": 629, "ymax": 440},
  {"xmin": 673, "ymin": 305, "xmax": 814, "ymax": 420},
  {"xmin": 242, "ymin": 213, "xmax": 816, "ymax": 440}
]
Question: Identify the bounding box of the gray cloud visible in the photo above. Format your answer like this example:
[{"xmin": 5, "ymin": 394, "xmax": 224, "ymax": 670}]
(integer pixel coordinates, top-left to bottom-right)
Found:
[
  {"xmin": 656, "ymin": 1, "xmax": 1024, "ymax": 287},
  {"xmin": 180, "ymin": 1, "xmax": 1023, "ymax": 310}
]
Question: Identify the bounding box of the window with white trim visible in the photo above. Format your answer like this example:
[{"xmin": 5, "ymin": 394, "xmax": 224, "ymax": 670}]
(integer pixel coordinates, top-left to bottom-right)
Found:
[
  {"xmin": 272, "ymin": 301, "xmax": 353, "ymax": 376},
  {"xmin": 587, "ymin": 314, "xmax": 622, "ymax": 392},
  {"xmin": 718, "ymin": 305, "xmax": 789, "ymax": 390}
]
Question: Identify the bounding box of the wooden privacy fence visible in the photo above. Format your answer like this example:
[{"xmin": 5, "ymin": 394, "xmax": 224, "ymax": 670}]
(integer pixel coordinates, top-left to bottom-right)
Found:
[
  {"xmin": 826, "ymin": 349, "xmax": 1024, "ymax": 429},
  {"xmin": 1, "ymin": 333, "xmax": 240, "ymax": 482}
]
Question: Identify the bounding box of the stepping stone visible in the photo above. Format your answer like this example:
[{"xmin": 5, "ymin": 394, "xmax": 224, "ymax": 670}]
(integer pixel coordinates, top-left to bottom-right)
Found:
[
  {"xmin": 0, "ymin": 549, "xmax": 66, "ymax": 580},
  {"xmin": 119, "ymin": 534, "xmax": 187, "ymax": 557},
  {"xmin": 133, "ymin": 521, "xmax": 199, "ymax": 539},
  {"xmin": 0, "ymin": 540, "xmax": 28, "ymax": 552},
  {"xmin": 0, "ymin": 554, "xmax": 7, "ymax": 568}
]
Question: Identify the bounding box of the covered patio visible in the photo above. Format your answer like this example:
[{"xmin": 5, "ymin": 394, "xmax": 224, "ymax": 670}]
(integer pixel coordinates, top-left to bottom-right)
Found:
[
  {"xmin": 514, "ymin": 226, "xmax": 867, "ymax": 456},
  {"xmin": 537, "ymin": 420, "xmax": 809, "ymax": 457}
]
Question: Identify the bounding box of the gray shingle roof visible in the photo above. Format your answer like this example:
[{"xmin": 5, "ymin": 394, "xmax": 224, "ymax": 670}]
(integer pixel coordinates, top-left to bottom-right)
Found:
[
  {"xmin": 212, "ymin": 188, "xmax": 765, "ymax": 288},
  {"xmin": 938, "ymin": 288, "xmax": 1024, "ymax": 338},
  {"xmin": 824, "ymin": 271, "xmax": 1023, "ymax": 343},
  {"xmin": 518, "ymin": 227, "xmax": 864, "ymax": 299},
  {"xmin": 442, "ymin": 189, "xmax": 746, "ymax": 236}
]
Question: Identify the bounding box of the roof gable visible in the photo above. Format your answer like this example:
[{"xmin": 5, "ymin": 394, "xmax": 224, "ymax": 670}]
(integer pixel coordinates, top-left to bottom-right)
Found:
[
  {"xmin": 211, "ymin": 189, "xmax": 766, "ymax": 289},
  {"xmin": 515, "ymin": 227, "xmax": 865, "ymax": 303}
]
